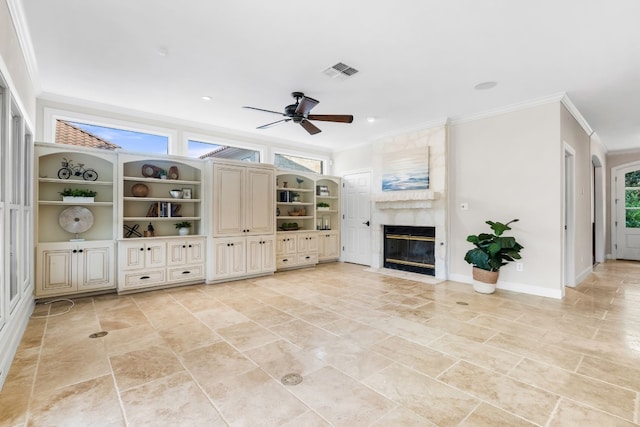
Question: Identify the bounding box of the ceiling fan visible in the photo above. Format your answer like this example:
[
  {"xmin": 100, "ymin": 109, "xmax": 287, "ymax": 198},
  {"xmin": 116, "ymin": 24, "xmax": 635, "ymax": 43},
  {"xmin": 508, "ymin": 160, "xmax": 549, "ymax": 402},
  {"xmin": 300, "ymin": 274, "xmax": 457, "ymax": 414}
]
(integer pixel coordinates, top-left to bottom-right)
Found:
[{"xmin": 243, "ymin": 92, "xmax": 353, "ymax": 135}]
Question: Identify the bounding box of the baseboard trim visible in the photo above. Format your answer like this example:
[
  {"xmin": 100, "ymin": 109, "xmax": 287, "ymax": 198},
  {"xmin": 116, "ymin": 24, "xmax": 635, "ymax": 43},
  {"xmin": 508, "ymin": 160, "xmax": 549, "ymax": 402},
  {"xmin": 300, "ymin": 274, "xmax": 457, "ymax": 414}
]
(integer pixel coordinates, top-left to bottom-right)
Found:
[
  {"xmin": 576, "ymin": 266, "xmax": 593, "ymax": 285},
  {"xmin": 448, "ymin": 273, "xmax": 563, "ymax": 299}
]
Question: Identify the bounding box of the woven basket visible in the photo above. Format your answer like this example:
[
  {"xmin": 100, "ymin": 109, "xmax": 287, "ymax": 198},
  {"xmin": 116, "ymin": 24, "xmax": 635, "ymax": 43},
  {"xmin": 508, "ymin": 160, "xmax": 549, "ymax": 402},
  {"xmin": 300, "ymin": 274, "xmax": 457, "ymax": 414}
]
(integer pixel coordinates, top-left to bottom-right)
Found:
[{"xmin": 472, "ymin": 267, "xmax": 499, "ymax": 284}]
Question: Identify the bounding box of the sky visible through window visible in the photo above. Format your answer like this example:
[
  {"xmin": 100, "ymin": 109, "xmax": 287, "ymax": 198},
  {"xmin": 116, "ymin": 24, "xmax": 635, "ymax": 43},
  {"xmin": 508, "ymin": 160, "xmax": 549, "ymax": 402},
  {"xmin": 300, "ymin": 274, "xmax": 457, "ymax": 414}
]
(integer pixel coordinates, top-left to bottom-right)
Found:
[{"xmin": 70, "ymin": 122, "xmax": 168, "ymax": 154}]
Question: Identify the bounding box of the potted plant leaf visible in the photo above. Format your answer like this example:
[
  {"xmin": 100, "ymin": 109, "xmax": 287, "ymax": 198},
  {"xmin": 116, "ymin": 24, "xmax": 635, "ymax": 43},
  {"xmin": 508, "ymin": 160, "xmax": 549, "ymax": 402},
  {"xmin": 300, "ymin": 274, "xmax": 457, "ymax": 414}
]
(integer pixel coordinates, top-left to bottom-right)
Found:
[
  {"xmin": 59, "ymin": 188, "xmax": 97, "ymax": 203},
  {"xmin": 464, "ymin": 219, "xmax": 523, "ymax": 294},
  {"xmin": 317, "ymin": 202, "xmax": 330, "ymax": 211},
  {"xmin": 175, "ymin": 221, "xmax": 192, "ymax": 236}
]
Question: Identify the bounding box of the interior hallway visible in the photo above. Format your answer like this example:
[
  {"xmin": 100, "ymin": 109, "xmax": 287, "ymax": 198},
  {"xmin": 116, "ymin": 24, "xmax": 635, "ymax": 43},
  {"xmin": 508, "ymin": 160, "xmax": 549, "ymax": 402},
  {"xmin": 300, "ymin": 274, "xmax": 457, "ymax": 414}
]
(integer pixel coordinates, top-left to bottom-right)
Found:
[{"xmin": 1, "ymin": 261, "xmax": 639, "ymax": 426}]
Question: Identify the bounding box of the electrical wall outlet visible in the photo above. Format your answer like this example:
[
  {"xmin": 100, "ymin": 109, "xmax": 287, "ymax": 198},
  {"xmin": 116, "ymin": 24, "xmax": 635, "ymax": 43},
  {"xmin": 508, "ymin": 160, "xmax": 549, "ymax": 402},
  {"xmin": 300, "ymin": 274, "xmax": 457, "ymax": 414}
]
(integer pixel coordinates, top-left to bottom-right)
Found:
[{"xmin": 516, "ymin": 262, "xmax": 524, "ymax": 272}]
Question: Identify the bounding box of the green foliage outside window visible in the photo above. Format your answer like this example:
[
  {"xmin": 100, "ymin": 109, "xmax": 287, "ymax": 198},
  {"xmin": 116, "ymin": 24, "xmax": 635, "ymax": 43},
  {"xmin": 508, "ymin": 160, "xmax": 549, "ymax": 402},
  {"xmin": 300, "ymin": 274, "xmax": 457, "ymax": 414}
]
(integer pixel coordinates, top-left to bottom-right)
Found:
[{"xmin": 625, "ymin": 170, "xmax": 640, "ymax": 187}]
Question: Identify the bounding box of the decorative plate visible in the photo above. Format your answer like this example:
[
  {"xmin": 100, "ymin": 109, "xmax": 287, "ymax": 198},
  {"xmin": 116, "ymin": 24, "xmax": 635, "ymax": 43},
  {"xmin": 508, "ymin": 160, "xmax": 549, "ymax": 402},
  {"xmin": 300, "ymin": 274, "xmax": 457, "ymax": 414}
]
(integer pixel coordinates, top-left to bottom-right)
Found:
[{"xmin": 59, "ymin": 206, "xmax": 94, "ymax": 234}]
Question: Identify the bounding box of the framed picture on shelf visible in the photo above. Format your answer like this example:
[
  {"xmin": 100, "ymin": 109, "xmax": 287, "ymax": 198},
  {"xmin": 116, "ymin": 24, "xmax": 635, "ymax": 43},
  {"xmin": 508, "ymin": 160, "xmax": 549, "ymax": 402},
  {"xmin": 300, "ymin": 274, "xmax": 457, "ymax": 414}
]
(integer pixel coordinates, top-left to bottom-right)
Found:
[
  {"xmin": 316, "ymin": 185, "xmax": 329, "ymax": 196},
  {"xmin": 182, "ymin": 188, "xmax": 192, "ymax": 199}
]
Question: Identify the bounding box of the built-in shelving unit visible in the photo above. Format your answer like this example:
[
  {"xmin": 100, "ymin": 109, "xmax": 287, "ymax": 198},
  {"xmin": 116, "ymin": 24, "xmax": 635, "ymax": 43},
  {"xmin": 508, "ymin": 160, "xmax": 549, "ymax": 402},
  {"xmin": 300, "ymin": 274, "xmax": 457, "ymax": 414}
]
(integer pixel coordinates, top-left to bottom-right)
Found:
[
  {"xmin": 119, "ymin": 155, "xmax": 205, "ymax": 238},
  {"xmin": 275, "ymin": 171, "xmax": 341, "ymax": 268},
  {"xmin": 35, "ymin": 143, "xmax": 118, "ymax": 297}
]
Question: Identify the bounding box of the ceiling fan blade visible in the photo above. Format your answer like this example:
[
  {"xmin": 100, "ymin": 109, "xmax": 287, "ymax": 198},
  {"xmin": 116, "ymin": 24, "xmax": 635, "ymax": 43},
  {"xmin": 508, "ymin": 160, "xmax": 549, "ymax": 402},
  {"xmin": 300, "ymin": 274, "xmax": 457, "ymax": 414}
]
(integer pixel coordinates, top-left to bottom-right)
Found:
[
  {"xmin": 295, "ymin": 96, "xmax": 319, "ymax": 116},
  {"xmin": 300, "ymin": 119, "xmax": 322, "ymax": 135},
  {"xmin": 257, "ymin": 118, "xmax": 291, "ymax": 129},
  {"xmin": 307, "ymin": 114, "xmax": 354, "ymax": 123},
  {"xmin": 243, "ymin": 106, "xmax": 285, "ymax": 116}
]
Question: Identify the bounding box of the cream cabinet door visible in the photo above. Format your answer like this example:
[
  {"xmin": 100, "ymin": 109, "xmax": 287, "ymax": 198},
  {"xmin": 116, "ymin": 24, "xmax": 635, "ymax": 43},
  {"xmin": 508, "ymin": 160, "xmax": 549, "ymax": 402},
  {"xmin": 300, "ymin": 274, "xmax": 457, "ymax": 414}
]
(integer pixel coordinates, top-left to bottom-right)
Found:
[
  {"xmin": 37, "ymin": 245, "xmax": 74, "ymax": 296},
  {"xmin": 77, "ymin": 243, "xmax": 113, "ymax": 291},
  {"xmin": 120, "ymin": 240, "xmax": 165, "ymax": 270},
  {"xmin": 212, "ymin": 237, "xmax": 246, "ymax": 279},
  {"xmin": 246, "ymin": 235, "xmax": 275, "ymax": 274},
  {"xmin": 167, "ymin": 238, "xmax": 205, "ymax": 266},
  {"xmin": 245, "ymin": 168, "xmax": 274, "ymax": 235},
  {"xmin": 298, "ymin": 232, "xmax": 318, "ymax": 253},
  {"xmin": 319, "ymin": 231, "xmax": 340, "ymax": 260},
  {"xmin": 213, "ymin": 164, "xmax": 244, "ymax": 236},
  {"xmin": 275, "ymin": 234, "xmax": 297, "ymax": 255}
]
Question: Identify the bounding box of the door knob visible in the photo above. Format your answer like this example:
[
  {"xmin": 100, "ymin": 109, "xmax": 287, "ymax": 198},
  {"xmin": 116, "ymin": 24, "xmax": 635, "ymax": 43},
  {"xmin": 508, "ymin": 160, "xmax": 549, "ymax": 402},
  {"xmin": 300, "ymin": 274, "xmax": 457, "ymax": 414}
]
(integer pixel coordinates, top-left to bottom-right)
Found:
[{"xmin": 363, "ymin": 220, "xmax": 370, "ymax": 226}]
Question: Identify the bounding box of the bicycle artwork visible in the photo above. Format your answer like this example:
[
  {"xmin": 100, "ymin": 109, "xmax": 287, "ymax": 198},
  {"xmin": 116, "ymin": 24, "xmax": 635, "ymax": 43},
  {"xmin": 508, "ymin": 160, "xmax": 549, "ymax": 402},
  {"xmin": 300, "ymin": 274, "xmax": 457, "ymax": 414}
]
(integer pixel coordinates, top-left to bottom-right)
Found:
[{"xmin": 58, "ymin": 158, "xmax": 99, "ymax": 181}]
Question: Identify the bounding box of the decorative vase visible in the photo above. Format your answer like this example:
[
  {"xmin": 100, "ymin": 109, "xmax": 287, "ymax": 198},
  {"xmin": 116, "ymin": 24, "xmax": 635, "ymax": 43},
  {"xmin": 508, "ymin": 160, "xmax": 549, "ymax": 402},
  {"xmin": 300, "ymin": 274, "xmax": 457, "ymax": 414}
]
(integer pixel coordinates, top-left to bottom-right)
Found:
[
  {"xmin": 178, "ymin": 227, "xmax": 189, "ymax": 236},
  {"xmin": 472, "ymin": 267, "xmax": 499, "ymax": 294},
  {"xmin": 131, "ymin": 183, "xmax": 149, "ymax": 197}
]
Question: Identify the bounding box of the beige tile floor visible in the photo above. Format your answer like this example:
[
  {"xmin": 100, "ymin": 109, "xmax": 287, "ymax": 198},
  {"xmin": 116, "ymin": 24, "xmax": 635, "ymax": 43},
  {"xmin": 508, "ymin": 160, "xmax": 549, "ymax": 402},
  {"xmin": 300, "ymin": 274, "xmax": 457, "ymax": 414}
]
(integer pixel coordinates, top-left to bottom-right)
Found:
[{"xmin": 1, "ymin": 260, "xmax": 640, "ymax": 426}]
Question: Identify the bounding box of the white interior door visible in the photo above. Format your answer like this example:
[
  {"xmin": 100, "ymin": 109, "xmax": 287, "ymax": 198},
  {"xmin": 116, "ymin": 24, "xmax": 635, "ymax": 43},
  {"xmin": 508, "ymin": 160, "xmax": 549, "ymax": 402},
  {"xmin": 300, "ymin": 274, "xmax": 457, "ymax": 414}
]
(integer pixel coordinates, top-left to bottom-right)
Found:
[
  {"xmin": 341, "ymin": 171, "xmax": 371, "ymax": 265},
  {"xmin": 615, "ymin": 164, "xmax": 640, "ymax": 260}
]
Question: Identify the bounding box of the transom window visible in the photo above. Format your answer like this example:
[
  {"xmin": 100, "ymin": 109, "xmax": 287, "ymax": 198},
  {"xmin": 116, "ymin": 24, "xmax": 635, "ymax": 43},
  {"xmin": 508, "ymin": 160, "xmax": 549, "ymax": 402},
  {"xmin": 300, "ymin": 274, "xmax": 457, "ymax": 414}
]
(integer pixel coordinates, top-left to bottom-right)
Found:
[
  {"xmin": 55, "ymin": 120, "xmax": 169, "ymax": 154},
  {"xmin": 188, "ymin": 139, "xmax": 260, "ymax": 162},
  {"xmin": 274, "ymin": 153, "xmax": 323, "ymax": 174}
]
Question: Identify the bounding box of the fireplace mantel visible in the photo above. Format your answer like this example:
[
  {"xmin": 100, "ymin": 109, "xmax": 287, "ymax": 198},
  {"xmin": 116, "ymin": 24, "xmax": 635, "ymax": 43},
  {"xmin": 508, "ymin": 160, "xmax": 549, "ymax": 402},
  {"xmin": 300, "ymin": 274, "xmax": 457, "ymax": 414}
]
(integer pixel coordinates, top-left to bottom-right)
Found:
[{"xmin": 372, "ymin": 190, "xmax": 440, "ymax": 210}]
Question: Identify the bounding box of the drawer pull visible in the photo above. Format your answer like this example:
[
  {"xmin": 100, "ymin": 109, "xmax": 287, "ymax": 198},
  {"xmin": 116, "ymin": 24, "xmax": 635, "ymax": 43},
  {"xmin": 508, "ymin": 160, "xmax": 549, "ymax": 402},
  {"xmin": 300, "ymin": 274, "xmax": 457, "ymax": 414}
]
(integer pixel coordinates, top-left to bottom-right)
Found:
[
  {"xmin": 182, "ymin": 271, "xmax": 191, "ymax": 274},
  {"xmin": 140, "ymin": 275, "xmax": 150, "ymax": 280}
]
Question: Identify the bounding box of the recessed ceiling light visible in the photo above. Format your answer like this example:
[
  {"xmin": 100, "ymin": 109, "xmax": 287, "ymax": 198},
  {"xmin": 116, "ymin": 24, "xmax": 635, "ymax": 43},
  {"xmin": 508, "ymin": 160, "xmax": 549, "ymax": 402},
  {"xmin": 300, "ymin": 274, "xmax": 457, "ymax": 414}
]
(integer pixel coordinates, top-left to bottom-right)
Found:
[
  {"xmin": 201, "ymin": 96, "xmax": 212, "ymax": 101},
  {"xmin": 156, "ymin": 47, "xmax": 169, "ymax": 57},
  {"xmin": 474, "ymin": 81, "xmax": 497, "ymax": 90},
  {"xmin": 366, "ymin": 116, "xmax": 376, "ymax": 123}
]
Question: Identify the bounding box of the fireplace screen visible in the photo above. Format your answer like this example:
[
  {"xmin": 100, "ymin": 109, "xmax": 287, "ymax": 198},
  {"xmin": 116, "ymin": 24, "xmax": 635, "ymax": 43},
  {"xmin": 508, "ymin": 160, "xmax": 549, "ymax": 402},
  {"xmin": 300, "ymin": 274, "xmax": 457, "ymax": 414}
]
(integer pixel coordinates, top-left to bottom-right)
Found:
[{"xmin": 384, "ymin": 225, "xmax": 435, "ymax": 276}]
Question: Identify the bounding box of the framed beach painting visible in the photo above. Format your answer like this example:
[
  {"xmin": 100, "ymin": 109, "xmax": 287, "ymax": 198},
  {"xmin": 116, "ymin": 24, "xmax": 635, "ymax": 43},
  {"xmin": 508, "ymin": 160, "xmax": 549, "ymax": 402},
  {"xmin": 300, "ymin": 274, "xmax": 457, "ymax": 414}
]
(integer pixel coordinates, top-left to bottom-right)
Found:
[{"xmin": 382, "ymin": 146, "xmax": 429, "ymax": 191}]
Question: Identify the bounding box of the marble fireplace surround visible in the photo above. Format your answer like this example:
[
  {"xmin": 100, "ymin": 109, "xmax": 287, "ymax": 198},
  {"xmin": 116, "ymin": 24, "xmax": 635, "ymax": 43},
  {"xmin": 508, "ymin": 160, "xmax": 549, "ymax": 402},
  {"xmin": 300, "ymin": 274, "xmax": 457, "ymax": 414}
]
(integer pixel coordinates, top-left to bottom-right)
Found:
[{"xmin": 369, "ymin": 125, "xmax": 447, "ymax": 280}]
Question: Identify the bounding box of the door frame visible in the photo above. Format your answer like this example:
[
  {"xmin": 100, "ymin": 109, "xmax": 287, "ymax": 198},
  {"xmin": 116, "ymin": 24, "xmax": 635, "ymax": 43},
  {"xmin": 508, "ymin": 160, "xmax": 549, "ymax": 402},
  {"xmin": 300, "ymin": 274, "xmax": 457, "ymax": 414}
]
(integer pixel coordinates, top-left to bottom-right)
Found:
[
  {"xmin": 340, "ymin": 168, "xmax": 372, "ymax": 265},
  {"xmin": 592, "ymin": 154, "xmax": 605, "ymax": 264},
  {"xmin": 562, "ymin": 143, "xmax": 576, "ymax": 292},
  {"xmin": 611, "ymin": 160, "xmax": 640, "ymax": 259}
]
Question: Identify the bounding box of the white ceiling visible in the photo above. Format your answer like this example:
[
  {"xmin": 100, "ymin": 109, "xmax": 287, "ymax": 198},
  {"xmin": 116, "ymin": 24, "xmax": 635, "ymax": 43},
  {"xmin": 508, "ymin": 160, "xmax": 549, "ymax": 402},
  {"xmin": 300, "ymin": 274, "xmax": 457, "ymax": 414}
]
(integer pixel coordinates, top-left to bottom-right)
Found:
[{"xmin": 19, "ymin": 0, "xmax": 640, "ymax": 152}]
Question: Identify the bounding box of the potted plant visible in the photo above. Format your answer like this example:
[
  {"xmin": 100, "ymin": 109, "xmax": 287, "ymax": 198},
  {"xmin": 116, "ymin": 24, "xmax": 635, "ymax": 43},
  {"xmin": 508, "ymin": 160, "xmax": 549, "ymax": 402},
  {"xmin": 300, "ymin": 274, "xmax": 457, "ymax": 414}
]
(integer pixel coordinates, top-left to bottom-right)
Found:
[
  {"xmin": 290, "ymin": 192, "xmax": 301, "ymax": 202},
  {"xmin": 175, "ymin": 221, "xmax": 192, "ymax": 236},
  {"xmin": 464, "ymin": 219, "xmax": 523, "ymax": 294},
  {"xmin": 59, "ymin": 188, "xmax": 97, "ymax": 203},
  {"xmin": 317, "ymin": 202, "xmax": 330, "ymax": 210}
]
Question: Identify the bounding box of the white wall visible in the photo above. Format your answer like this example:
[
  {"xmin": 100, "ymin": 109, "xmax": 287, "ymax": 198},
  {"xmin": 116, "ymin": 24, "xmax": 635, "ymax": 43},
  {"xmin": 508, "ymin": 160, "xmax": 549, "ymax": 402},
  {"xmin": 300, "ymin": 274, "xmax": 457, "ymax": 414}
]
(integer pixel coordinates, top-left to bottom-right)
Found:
[
  {"xmin": 449, "ymin": 103, "xmax": 563, "ymax": 298},
  {"xmin": 0, "ymin": 0, "xmax": 35, "ymax": 122}
]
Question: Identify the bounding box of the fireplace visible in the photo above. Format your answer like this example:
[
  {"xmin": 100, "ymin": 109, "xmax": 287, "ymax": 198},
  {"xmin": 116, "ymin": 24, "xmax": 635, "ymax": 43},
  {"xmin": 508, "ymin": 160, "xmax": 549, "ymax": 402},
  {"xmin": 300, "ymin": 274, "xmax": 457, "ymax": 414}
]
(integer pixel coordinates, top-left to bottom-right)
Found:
[{"xmin": 383, "ymin": 225, "xmax": 436, "ymax": 276}]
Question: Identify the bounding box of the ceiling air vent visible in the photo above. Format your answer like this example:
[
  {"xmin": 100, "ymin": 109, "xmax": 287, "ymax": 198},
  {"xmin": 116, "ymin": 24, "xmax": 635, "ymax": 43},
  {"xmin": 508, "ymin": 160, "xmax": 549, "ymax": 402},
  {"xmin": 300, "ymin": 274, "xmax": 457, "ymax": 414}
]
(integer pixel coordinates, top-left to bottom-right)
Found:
[{"xmin": 322, "ymin": 62, "xmax": 359, "ymax": 80}]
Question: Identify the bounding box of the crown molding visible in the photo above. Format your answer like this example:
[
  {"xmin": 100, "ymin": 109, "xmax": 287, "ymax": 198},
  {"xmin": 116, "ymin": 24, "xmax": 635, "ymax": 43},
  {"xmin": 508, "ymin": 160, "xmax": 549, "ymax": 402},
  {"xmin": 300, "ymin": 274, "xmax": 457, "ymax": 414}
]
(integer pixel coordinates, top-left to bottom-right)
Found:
[
  {"xmin": 560, "ymin": 94, "xmax": 593, "ymax": 136},
  {"xmin": 590, "ymin": 131, "xmax": 609, "ymax": 155},
  {"xmin": 450, "ymin": 93, "xmax": 565, "ymax": 125},
  {"xmin": 6, "ymin": 0, "xmax": 40, "ymax": 92}
]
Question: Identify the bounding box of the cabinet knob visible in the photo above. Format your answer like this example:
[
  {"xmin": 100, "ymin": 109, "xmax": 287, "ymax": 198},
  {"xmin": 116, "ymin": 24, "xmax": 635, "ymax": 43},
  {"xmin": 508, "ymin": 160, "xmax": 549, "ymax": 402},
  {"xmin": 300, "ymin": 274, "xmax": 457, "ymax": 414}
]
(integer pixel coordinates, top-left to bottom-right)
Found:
[
  {"xmin": 188, "ymin": 245, "xmax": 192, "ymax": 248},
  {"xmin": 283, "ymin": 259, "xmax": 288, "ymax": 262},
  {"xmin": 78, "ymin": 249, "xmax": 84, "ymax": 253},
  {"xmin": 227, "ymin": 243, "xmax": 230, "ymax": 247},
  {"xmin": 140, "ymin": 248, "xmax": 144, "ymax": 251},
  {"xmin": 182, "ymin": 245, "xmax": 186, "ymax": 248},
  {"xmin": 72, "ymin": 249, "xmax": 77, "ymax": 253},
  {"xmin": 147, "ymin": 247, "xmax": 151, "ymax": 251}
]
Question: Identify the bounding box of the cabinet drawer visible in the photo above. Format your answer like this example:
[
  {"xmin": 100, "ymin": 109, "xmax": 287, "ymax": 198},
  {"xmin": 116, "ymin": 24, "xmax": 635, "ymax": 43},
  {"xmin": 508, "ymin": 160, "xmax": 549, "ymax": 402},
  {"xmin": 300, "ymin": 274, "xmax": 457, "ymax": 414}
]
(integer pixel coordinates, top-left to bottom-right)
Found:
[
  {"xmin": 168, "ymin": 265, "xmax": 204, "ymax": 282},
  {"xmin": 122, "ymin": 269, "xmax": 165, "ymax": 288},
  {"xmin": 276, "ymin": 255, "xmax": 297, "ymax": 269},
  {"xmin": 297, "ymin": 253, "xmax": 318, "ymax": 266}
]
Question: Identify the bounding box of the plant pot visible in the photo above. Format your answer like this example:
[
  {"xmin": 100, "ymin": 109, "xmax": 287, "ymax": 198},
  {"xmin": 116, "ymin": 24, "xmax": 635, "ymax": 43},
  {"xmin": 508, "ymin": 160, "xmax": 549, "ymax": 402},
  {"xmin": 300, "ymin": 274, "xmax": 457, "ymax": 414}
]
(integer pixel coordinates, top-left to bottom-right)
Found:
[
  {"xmin": 472, "ymin": 267, "xmax": 499, "ymax": 294},
  {"xmin": 62, "ymin": 196, "xmax": 94, "ymax": 203},
  {"xmin": 317, "ymin": 207, "xmax": 330, "ymax": 211},
  {"xmin": 178, "ymin": 227, "xmax": 189, "ymax": 236}
]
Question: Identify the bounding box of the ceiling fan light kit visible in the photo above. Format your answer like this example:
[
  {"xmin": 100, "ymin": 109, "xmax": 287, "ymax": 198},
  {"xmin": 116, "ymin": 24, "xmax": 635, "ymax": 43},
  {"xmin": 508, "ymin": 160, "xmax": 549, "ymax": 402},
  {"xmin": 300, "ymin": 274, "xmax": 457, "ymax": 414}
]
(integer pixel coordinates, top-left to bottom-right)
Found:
[{"xmin": 243, "ymin": 92, "xmax": 353, "ymax": 135}]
